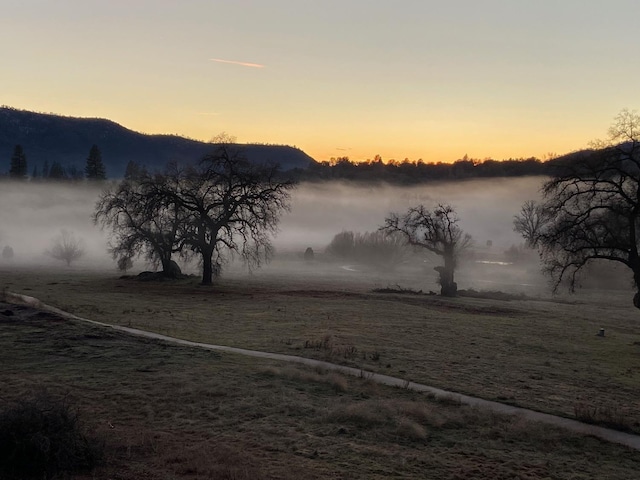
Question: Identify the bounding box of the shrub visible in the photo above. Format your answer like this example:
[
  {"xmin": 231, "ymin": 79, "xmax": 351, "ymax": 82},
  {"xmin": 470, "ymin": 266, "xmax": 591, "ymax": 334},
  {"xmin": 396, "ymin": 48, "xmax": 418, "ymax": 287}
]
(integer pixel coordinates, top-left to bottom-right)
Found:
[
  {"xmin": 303, "ymin": 247, "xmax": 314, "ymax": 261},
  {"xmin": 0, "ymin": 393, "xmax": 103, "ymax": 479},
  {"xmin": 1, "ymin": 245, "xmax": 14, "ymax": 260}
]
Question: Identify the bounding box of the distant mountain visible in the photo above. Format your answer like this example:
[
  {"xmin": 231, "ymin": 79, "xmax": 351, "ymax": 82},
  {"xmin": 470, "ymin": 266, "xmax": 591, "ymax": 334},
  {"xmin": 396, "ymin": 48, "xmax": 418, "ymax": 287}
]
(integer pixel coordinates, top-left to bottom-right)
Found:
[{"xmin": 0, "ymin": 107, "xmax": 317, "ymax": 177}]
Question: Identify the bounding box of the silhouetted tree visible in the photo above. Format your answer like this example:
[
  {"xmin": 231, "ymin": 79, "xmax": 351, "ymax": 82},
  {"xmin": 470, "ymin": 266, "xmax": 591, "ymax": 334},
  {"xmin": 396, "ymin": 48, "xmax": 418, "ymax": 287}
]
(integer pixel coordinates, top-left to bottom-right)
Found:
[
  {"xmin": 96, "ymin": 146, "xmax": 294, "ymax": 284},
  {"xmin": 513, "ymin": 200, "xmax": 551, "ymax": 247},
  {"xmin": 85, "ymin": 145, "xmax": 106, "ymax": 180},
  {"xmin": 42, "ymin": 160, "xmax": 50, "ymax": 179},
  {"xmin": 381, "ymin": 204, "xmax": 472, "ymax": 296},
  {"xmin": 94, "ymin": 171, "xmax": 187, "ymax": 277},
  {"xmin": 150, "ymin": 145, "xmax": 295, "ymax": 285},
  {"xmin": 515, "ymin": 109, "xmax": 640, "ymax": 309},
  {"xmin": 46, "ymin": 230, "xmax": 85, "ymax": 266},
  {"xmin": 9, "ymin": 145, "xmax": 27, "ymax": 179}
]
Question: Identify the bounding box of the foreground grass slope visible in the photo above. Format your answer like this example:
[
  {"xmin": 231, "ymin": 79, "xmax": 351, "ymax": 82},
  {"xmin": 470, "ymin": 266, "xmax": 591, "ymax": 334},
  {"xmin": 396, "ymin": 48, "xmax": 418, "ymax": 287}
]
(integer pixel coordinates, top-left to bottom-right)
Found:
[
  {"xmin": 3, "ymin": 264, "xmax": 639, "ymax": 434},
  {"xmin": 2, "ymin": 299, "xmax": 640, "ymax": 479}
]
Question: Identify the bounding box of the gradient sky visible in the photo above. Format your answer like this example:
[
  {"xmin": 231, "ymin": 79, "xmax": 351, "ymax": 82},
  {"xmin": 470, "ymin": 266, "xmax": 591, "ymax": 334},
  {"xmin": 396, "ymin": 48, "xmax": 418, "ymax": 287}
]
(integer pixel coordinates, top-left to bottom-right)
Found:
[{"xmin": 2, "ymin": 0, "xmax": 639, "ymax": 163}]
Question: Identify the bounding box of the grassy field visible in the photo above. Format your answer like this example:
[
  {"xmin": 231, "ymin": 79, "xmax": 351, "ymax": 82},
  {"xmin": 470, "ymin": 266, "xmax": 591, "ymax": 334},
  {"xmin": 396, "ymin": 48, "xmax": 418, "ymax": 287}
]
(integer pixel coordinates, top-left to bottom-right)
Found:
[
  {"xmin": 3, "ymin": 298, "xmax": 640, "ymax": 479},
  {"xmin": 3, "ymin": 260, "xmax": 639, "ymax": 434}
]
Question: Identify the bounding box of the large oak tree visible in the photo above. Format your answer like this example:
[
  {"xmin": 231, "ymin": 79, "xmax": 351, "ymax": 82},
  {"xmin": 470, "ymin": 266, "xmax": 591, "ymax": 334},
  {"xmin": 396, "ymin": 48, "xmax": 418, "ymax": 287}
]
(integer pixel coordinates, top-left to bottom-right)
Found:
[
  {"xmin": 515, "ymin": 109, "xmax": 640, "ymax": 309},
  {"xmin": 95, "ymin": 145, "xmax": 294, "ymax": 284}
]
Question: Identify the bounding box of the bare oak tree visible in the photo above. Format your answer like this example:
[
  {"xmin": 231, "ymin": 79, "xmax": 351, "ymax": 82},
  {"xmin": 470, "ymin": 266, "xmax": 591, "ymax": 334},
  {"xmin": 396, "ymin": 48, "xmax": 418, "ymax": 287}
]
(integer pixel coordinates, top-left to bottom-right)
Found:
[
  {"xmin": 94, "ymin": 172, "xmax": 187, "ymax": 277},
  {"xmin": 381, "ymin": 204, "xmax": 472, "ymax": 296},
  {"xmin": 514, "ymin": 109, "xmax": 640, "ymax": 309},
  {"xmin": 152, "ymin": 145, "xmax": 295, "ymax": 285},
  {"xmin": 97, "ymin": 145, "xmax": 295, "ymax": 285}
]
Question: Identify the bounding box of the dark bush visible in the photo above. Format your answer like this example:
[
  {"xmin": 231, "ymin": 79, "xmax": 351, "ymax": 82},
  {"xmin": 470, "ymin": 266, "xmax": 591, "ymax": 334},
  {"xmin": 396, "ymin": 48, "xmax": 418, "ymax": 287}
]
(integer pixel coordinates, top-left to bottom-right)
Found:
[{"xmin": 0, "ymin": 393, "xmax": 103, "ymax": 479}]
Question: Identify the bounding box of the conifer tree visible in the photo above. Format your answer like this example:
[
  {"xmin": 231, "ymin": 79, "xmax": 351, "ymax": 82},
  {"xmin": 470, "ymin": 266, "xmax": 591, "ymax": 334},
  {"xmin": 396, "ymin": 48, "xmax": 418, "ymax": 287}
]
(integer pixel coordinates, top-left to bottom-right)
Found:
[
  {"xmin": 85, "ymin": 144, "xmax": 107, "ymax": 180},
  {"xmin": 9, "ymin": 145, "xmax": 28, "ymax": 179}
]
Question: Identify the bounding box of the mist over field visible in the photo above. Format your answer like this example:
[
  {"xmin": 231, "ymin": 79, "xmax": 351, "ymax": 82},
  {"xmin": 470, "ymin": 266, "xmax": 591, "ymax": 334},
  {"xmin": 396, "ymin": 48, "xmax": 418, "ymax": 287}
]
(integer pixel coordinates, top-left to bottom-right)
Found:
[
  {"xmin": 278, "ymin": 177, "xmax": 546, "ymax": 252},
  {"xmin": 0, "ymin": 181, "xmax": 111, "ymax": 269},
  {"xmin": 0, "ymin": 177, "xmax": 554, "ymax": 293}
]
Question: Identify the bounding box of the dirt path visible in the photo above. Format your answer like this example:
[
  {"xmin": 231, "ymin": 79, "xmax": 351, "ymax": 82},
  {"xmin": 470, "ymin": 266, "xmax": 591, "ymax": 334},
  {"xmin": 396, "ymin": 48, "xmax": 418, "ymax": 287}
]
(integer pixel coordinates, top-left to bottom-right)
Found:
[{"xmin": 6, "ymin": 291, "xmax": 640, "ymax": 451}]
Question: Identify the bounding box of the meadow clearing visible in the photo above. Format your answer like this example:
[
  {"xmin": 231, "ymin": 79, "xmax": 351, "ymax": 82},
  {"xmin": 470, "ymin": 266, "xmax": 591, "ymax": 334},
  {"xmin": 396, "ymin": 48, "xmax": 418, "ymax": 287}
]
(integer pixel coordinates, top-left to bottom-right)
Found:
[{"xmin": 2, "ymin": 259, "xmax": 640, "ymax": 479}]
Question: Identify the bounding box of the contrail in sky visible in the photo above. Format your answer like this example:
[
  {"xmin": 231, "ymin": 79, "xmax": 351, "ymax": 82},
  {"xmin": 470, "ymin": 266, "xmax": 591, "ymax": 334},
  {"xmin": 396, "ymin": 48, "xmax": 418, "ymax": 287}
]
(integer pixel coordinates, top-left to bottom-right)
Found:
[{"xmin": 210, "ymin": 58, "xmax": 265, "ymax": 68}]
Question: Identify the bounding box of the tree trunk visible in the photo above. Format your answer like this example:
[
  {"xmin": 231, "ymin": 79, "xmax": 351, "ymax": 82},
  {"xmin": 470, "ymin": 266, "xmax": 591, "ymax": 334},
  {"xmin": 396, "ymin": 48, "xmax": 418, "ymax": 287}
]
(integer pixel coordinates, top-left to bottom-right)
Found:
[
  {"xmin": 633, "ymin": 264, "xmax": 640, "ymax": 310},
  {"xmin": 201, "ymin": 250, "xmax": 213, "ymax": 285},
  {"xmin": 436, "ymin": 252, "xmax": 457, "ymax": 297},
  {"xmin": 160, "ymin": 256, "xmax": 173, "ymax": 277},
  {"xmin": 160, "ymin": 256, "xmax": 181, "ymax": 278}
]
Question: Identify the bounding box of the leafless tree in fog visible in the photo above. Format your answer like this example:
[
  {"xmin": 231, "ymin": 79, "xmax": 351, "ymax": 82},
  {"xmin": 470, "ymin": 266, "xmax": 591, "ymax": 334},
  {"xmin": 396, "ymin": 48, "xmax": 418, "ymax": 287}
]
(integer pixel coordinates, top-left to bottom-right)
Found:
[
  {"xmin": 513, "ymin": 200, "xmax": 551, "ymax": 247},
  {"xmin": 515, "ymin": 109, "xmax": 640, "ymax": 309},
  {"xmin": 94, "ymin": 172, "xmax": 187, "ymax": 278},
  {"xmin": 381, "ymin": 204, "xmax": 472, "ymax": 296},
  {"xmin": 47, "ymin": 229, "xmax": 85, "ymax": 266},
  {"xmin": 95, "ymin": 144, "xmax": 295, "ymax": 285},
  {"xmin": 149, "ymin": 145, "xmax": 295, "ymax": 285}
]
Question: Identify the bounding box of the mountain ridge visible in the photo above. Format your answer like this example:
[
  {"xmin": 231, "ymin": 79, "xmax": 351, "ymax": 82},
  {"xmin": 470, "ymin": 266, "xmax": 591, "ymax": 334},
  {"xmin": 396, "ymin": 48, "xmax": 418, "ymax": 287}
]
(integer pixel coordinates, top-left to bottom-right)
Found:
[{"xmin": 0, "ymin": 107, "xmax": 317, "ymax": 177}]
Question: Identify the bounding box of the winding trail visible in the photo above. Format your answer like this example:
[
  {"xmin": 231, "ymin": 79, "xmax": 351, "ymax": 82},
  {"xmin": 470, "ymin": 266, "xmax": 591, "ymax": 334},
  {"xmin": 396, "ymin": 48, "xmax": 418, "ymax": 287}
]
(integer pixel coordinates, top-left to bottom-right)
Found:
[{"xmin": 7, "ymin": 291, "xmax": 640, "ymax": 452}]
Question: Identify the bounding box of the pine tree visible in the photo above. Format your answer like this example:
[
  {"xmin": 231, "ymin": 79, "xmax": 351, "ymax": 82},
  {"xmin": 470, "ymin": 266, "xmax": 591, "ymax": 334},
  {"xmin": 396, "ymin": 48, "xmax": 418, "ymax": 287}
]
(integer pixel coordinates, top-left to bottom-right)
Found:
[
  {"xmin": 31, "ymin": 164, "xmax": 39, "ymax": 179},
  {"xmin": 124, "ymin": 160, "xmax": 142, "ymax": 180},
  {"xmin": 9, "ymin": 145, "xmax": 28, "ymax": 179},
  {"xmin": 42, "ymin": 160, "xmax": 50, "ymax": 179},
  {"xmin": 85, "ymin": 145, "xmax": 107, "ymax": 180},
  {"xmin": 49, "ymin": 161, "xmax": 66, "ymax": 180}
]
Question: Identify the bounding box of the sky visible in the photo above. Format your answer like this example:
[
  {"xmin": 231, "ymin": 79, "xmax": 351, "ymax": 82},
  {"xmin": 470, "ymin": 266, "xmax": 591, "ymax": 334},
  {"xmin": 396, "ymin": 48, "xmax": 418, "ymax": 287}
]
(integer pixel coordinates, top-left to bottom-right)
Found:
[{"xmin": 2, "ymin": 0, "xmax": 640, "ymax": 163}]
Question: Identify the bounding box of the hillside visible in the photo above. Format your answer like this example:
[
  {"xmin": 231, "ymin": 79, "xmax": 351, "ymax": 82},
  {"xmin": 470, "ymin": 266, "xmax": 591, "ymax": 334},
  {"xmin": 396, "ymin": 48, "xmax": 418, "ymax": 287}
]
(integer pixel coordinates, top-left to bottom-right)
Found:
[{"xmin": 0, "ymin": 107, "xmax": 317, "ymax": 177}]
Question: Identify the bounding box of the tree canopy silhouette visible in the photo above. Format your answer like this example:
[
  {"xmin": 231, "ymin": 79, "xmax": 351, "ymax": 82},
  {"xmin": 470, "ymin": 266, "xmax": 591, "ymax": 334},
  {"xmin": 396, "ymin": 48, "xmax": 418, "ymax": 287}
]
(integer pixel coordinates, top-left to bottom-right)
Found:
[
  {"xmin": 514, "ymin": 109, "xmax": 640, "ymax": 309},
  {"xmin": 95, "ymin": 145, "xmax": 295, "ymax": 284}
]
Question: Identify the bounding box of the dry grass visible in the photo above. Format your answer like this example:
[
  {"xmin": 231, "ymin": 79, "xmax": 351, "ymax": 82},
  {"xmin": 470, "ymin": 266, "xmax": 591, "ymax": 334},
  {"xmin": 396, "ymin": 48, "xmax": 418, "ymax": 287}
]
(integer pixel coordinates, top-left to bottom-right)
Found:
[
  {"xmin": 2, "ymin": 301, "xmax": 640, "ymax": 479},
  {"xmin": 2, "ymin": 262, "xmax": 640, "ymax": 436}
]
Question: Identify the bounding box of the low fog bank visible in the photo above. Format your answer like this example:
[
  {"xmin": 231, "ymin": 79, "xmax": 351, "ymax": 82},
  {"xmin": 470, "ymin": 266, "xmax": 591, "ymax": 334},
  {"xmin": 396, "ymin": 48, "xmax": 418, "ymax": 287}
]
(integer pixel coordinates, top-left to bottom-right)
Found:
[
  {"xmin": 274, "ymin": 177, "xmax": 632, "ymax": 295},
  {"xmin": 1, "ymin": 177, "xmax": 629, "ymax": 296},
  {"xmin": 277, "ymin": 177, "xmax": 546, "ymax": 252},
  {"xmin": 0, "ymin": 181, "xmax": 113, "ymax": 270}
]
